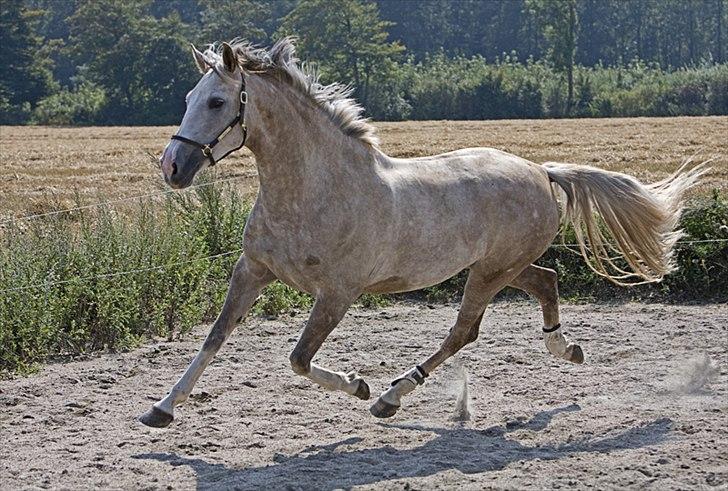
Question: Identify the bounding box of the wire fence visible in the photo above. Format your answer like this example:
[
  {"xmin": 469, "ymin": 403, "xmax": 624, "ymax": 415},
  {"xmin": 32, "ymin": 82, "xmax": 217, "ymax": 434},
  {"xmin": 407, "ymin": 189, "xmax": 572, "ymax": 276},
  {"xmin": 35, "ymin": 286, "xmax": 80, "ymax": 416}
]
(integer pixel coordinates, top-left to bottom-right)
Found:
[
  {"xmin": 0, "ymin": 169, "xmax": 725, "ymax": 295},
  {"xmin": 550, "ymin": 238, "xmax": 726, "ymax": 247},
  {"xmin": 0, "ymin": 173, "xmax": 256, "ymax": 226},
  {"xmin": 0, "ymin": 249, "xmax": 244, "ymax": 294},
  {"xmin": 0, "ymin": 239, "xmax": 725, "ymax": 295}
]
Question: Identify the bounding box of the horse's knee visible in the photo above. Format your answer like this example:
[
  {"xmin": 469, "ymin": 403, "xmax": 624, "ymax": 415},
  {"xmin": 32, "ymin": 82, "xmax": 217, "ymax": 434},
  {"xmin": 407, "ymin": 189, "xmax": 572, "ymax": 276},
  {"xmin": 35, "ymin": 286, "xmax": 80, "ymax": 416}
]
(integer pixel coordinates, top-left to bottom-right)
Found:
[
  {"xmin": 465, "ymin": 326, "xmax": 479, "ymax": 345},
  {"xmin": 201, "ymin": 329, "xmax": 226, "ymax": 352},
  {"xmin": 464, "ymin": 312, "xmax": 484, "ymax": 344},
  {"xmin": 443, "ymin": 331, "xmax": 472, "ymax": 354},
  {"xmin": 289, "ymin": 351, "xmax": 310, "ymax": 376}
]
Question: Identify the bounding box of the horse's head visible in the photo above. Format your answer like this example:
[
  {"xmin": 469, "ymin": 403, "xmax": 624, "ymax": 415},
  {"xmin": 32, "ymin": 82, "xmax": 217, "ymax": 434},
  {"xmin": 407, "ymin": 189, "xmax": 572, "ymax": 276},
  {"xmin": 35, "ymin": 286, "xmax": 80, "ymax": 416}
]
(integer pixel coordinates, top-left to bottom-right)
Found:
[{"xmin": 160, "ymin": 43, "xmax": 247, "ymax": 189}]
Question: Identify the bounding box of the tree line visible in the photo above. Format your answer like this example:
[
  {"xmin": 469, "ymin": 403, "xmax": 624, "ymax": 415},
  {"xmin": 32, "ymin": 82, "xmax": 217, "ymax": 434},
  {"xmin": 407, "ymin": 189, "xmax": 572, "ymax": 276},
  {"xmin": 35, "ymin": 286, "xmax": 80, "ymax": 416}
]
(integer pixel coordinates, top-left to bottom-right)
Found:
[{"xmin": 1, "ymin": 0, "xmax": 726, "ymax": 125}]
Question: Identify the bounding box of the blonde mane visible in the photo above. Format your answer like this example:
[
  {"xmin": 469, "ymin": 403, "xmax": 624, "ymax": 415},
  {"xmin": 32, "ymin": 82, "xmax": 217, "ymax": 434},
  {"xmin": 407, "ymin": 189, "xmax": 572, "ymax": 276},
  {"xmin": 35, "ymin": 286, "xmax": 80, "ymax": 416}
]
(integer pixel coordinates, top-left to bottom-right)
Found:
[{"xmin": 202, "ymin": 37, "xmax": 379, "ymax": 148}]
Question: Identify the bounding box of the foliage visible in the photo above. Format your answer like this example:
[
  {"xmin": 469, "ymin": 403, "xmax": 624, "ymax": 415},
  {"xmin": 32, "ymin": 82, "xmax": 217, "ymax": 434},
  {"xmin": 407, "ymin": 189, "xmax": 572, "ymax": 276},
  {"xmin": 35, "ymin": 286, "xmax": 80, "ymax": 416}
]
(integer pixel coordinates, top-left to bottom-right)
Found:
[
  {"xmin": 665, "ymin": 191, "xmax": 728, "ymax": 298},
  {"xmin": 2, "ymin": 0, "xmax": 727, "ymax": 124},
  {"xmin": 66, "ymin": 0, "xmax": 198, "ymax": 124},
  {"xmin": 706, "ymin": 64, "xmax": 728, "ymax": 115},
  {"xmin": 196, "ymin": 0, "xmax": 268, "ymax": 44},
  {"xmin": 379, "ymin": 0, "xmax": 727, "ymax": 67},
  {"xmin": 0, "ymin": 0, "xmax": 57, "ymax": 123},
  {"xmin": 0, "ymin": 182, "xmax": 276, "ymax": 375},
  {"xmin": 31, "ymin": 79, "xmax": 106, "ymax": 125},
  {"xmin": 525, "ymin": 0, "xmax": 577, "ymax": 110},
  {"xmin": 366, "ymin": 55, "xmax": 728, "ymax": 121},
  {"xmin": 278, "ymin": 0, "xmax": 404, "ymax": 107}
]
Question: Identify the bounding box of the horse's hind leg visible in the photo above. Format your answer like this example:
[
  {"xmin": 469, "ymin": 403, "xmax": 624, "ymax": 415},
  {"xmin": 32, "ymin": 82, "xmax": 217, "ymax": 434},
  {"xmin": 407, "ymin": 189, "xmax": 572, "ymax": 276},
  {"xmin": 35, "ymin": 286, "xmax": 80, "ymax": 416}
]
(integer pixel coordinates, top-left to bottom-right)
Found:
[
  {"xmin": 289, "ymin": 292, "xmax": 370, "ymax": 400},
  {"xmin": 370, "ymin": 265, "xmax": 513, "ymax": 418},
  {"xmin": 509, "ymin": 264, "xmax": 583, "ymax": 364}
]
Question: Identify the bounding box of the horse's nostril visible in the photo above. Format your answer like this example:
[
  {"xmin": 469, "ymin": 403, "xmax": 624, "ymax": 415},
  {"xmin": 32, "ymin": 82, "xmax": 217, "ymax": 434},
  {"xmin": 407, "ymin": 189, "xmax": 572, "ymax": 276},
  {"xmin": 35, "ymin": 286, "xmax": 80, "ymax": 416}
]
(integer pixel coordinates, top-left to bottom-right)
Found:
[{"xmin": 171, "ymin": 162, "xmax": 178, "ymax": 176}]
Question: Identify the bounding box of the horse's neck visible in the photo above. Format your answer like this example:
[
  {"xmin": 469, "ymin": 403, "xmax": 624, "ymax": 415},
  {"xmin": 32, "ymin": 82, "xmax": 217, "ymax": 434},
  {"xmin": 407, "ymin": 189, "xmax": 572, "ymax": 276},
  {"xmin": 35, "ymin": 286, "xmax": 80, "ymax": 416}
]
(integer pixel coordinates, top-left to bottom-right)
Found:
[{"xmin": 246, "ymin": 78, "xmax": 377, "ymax": 212}]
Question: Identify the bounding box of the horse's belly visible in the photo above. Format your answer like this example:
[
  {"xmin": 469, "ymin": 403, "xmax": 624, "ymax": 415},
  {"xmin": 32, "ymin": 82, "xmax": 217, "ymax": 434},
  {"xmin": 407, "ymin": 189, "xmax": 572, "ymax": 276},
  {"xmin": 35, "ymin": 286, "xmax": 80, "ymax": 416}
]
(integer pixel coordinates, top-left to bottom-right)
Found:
[{"xmin": 362, "ymin": 236, "xmax": 486, "ymax": 294}]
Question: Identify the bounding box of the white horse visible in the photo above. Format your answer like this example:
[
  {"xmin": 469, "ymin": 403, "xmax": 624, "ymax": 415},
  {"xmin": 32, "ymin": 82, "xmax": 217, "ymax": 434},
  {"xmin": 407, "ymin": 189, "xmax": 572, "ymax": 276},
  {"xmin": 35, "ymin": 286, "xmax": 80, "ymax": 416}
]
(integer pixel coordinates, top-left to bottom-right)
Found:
[{"xmin": 140, "ymin": 39, "xmax": 704, "ymax": 427}]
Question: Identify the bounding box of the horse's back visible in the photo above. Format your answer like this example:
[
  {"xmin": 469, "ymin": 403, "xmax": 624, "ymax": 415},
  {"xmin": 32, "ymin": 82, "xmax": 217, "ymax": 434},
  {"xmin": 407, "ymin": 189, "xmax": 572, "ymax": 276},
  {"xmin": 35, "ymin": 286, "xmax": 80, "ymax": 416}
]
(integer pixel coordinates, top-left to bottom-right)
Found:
[{"xmin": 384, "ymin": 146, "xmax": 555, "ymax": 223}]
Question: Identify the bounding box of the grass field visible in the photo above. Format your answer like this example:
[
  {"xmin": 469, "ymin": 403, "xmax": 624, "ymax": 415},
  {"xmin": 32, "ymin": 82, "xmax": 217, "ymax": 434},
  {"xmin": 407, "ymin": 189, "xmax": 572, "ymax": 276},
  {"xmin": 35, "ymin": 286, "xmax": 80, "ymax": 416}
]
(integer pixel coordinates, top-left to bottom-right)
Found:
[{"xmin": 1, "ymin": 116, "xmax": 726, "ymax": 220}]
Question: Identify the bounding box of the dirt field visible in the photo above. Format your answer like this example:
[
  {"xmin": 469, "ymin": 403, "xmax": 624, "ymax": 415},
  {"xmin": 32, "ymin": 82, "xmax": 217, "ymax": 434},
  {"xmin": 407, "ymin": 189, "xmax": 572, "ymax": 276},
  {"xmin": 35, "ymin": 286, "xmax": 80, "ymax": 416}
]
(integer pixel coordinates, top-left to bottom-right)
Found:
[
  {"xmin": 1, "ymin": 301, "xmax": 725, "ymax": 490},
  {"xmin": 1, "ymin": 117, "xmax": 726, "ymax": 219}
]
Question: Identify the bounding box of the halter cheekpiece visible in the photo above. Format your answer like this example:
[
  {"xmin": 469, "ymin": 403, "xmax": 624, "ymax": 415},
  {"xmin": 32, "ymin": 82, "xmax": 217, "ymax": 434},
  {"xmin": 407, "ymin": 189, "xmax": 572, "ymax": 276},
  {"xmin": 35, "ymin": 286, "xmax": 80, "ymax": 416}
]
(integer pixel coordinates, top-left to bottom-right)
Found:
[{"xmin": 171, "ymin": 73, "xmax": 248, "ymax": 167}]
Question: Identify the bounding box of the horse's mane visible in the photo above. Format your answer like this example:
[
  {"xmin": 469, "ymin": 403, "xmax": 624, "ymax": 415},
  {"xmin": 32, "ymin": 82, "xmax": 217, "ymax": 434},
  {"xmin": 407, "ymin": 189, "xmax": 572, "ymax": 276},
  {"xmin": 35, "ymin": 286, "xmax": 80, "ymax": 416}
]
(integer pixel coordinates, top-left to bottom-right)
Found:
[{"xmin": 202, "ymin": 37, "xmax": 379, "ymax": 148}]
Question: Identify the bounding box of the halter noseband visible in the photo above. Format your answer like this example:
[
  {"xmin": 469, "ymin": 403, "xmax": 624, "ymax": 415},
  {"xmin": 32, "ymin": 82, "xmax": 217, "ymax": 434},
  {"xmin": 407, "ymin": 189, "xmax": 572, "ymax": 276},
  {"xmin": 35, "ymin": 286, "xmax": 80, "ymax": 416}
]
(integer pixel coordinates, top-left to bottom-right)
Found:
[{"xmin": 171, "ymin": 73, "xmax": 248, "ymax": 167}]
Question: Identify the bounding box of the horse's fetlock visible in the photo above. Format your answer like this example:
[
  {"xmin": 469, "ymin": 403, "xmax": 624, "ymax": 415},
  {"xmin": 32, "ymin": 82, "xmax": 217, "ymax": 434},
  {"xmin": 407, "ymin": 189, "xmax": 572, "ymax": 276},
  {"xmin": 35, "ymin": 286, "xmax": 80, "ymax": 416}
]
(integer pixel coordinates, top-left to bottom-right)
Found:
[{"xmin": 168, "ymin": 389, "xmax": 188, "ymax": 405}]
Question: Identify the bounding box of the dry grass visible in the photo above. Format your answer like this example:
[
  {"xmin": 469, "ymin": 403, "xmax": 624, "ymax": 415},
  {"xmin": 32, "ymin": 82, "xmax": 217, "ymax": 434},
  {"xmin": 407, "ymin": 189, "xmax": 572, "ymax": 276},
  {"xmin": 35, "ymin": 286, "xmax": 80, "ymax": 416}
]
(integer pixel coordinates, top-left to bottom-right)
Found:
[{"xmin": 1, "ymin": 116, "xmax": 726, "ymax": 219}]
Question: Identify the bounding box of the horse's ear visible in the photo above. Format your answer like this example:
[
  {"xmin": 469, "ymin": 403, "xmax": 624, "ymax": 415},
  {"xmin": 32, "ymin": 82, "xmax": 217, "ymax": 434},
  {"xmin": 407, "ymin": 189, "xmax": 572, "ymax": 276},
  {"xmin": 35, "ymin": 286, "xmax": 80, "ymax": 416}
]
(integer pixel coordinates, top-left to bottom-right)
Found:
[
  {"xmin": 190, "ymin": 44, "xmax": 208, "ymax": 74},
  {"xmin": 221, "ymin": 42, "xmax": 237, "ymax": 72}
]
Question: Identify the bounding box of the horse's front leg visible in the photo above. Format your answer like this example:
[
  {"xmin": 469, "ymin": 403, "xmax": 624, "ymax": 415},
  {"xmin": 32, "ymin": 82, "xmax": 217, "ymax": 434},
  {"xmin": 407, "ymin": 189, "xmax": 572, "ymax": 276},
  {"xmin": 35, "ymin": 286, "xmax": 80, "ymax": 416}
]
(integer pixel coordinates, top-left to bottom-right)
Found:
[
  {"xmin": 289, "ymin": 292, "xmax": 370, "ymax": 400},
  {"xmin": 139, "ymin": 255, "xmax": 275, "ymax": 427}
]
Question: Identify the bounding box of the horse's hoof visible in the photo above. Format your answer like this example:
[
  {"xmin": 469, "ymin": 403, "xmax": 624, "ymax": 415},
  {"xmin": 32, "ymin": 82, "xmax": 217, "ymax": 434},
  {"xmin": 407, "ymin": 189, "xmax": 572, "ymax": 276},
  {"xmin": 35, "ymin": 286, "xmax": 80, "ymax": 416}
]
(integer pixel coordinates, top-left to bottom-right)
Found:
[
  {"xmin": 370, "ymin": 398, "xmax": 399, "ymax": 418},
  {"xmin": 568, "ymin": 345, "xmax": 584, "ymax": 364},
  {"xmin": 139, "ymin": 406, "xmax": 174, "ymax": 428},
  {"xmin": 354, "ymin": 379, "xmax": 371, "ymax": 400}
]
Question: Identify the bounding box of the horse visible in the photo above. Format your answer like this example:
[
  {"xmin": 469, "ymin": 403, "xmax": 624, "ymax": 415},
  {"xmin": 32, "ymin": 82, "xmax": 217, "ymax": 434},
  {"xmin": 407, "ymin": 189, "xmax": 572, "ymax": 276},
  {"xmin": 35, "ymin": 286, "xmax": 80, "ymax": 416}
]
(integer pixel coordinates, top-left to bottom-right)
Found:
[{"xmin": 139, "ymin": 38, "xmax": 705, "ymax": 427}]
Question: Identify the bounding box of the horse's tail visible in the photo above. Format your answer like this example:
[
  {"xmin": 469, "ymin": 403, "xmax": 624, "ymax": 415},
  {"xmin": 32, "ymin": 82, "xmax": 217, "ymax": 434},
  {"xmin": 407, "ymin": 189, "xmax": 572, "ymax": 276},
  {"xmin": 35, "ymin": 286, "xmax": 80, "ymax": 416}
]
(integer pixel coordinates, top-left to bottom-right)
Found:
[{"xmin": 543, "ymin": 160, "xmax": 707, "ymax": 286}]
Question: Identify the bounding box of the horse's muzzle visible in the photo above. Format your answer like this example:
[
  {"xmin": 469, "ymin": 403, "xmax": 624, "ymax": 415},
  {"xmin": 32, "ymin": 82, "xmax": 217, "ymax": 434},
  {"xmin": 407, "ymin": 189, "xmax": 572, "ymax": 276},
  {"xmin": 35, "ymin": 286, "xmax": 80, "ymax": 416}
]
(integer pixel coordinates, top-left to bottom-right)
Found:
[{"xmin": 161, "ymin": 141, "xmax": 203, "ymax": 189}]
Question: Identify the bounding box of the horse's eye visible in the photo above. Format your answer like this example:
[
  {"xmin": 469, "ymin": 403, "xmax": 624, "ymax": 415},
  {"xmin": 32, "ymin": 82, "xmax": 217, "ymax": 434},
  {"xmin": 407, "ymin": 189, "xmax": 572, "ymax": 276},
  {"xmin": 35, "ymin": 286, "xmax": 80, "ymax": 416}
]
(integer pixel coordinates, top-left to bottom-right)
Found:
[{"xmin": 208, "ymin": 98, "xmax": 225, "ymax": 109}]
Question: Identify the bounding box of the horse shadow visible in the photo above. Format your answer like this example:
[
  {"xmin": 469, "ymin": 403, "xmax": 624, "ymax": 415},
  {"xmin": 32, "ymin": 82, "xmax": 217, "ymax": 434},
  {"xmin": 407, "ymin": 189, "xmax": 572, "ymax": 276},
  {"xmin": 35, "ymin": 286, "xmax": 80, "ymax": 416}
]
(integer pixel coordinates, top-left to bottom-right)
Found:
[{"xmin": 136, "ymin": 404, "xmax": 672, "ymax": 490}]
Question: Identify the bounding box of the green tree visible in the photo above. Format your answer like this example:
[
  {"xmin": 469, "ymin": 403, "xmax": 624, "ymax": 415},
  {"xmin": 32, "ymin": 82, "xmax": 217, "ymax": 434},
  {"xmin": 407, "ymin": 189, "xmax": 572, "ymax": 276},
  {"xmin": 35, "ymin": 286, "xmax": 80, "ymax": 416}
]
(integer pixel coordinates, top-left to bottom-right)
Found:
[
  {"xmin": 0, "ymin": 0, "xmax": 56, "ymax": 123},
  {"xmin": 67, "ymin": 0, "xmax": 197, "ymax": 124},
  {"xmin": 196, "ymin": 0, "xmax": 269, "ymax": 44},
  {"xmin": 278, "ymin": 0, "xmax": 404, "ymax": 107},
  {"xmin": 526, "ymin": 0, "xmax": 578, "ymax": 114},
  {"xmin": 26, "ymin": 0, "xmax": 78, "ymax": 87}
]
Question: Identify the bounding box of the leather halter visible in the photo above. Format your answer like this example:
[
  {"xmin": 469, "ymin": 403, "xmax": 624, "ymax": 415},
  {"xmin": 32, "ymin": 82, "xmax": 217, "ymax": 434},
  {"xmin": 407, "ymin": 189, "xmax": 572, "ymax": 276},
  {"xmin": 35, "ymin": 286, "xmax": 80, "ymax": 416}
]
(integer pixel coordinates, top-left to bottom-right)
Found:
[{"xmin": 171, "ymin": 73, "xmax": 248, "ymax": 167}]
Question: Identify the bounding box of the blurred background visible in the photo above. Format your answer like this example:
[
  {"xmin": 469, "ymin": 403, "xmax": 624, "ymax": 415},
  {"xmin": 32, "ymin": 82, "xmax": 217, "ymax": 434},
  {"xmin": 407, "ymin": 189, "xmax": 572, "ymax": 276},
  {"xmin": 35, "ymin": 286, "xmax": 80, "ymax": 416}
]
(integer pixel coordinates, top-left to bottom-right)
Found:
[{"xmin": 1, "ymin": 0, "xmax": 727, "ymax": 126}]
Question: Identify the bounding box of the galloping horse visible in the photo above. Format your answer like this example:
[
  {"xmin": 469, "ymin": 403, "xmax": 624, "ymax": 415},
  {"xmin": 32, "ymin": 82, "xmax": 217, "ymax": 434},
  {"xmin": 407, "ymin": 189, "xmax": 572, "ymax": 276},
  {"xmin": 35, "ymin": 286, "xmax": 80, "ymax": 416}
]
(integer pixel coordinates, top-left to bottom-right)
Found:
[{"xmin": 140, "ymin": 38, "xmax": 704, "ymax": 427}]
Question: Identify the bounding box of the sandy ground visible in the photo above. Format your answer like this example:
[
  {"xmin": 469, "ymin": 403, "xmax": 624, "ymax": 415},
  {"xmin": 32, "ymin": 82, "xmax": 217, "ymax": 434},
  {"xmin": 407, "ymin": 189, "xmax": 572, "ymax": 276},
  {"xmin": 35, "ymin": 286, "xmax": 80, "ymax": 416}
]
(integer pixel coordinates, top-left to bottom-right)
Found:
[{"xmin": 1, "ymin": 300, "xmax": 726, "ymax": 490}]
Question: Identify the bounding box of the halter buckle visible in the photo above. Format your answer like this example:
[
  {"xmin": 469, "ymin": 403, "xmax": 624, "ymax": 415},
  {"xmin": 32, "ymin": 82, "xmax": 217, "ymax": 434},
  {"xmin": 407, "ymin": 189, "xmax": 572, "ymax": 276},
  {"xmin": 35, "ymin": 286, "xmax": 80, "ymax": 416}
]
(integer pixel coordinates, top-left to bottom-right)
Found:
[
  {"xmin": 218, "ymin": 125, "xmax": 233, "ymax": 140},
  {"xmin": 201, "ymin": 145, "xmax": 212, "ymax": 157},
  {"xmin": 240, "ymin": 91, "xmax": 248, "ymax": 105}
]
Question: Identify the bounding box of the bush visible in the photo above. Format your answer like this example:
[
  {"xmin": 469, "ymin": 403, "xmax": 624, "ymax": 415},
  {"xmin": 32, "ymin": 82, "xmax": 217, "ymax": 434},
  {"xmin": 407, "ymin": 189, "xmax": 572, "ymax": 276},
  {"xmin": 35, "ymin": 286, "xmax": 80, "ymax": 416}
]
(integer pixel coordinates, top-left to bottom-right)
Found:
[
  {"xmin": 31, "ymin": 81, "xmax": 106, "ymax": 125},
  {"xmin": 0, "ymin": 180, "xmax": 286, "ymax": 375},
  {"xmin": 0, "ymin": 89, "xmax": 32, "ymax": 124},
  {"xmin": 706, "ymin": 65, "xmax": 728, "ymax": 115},
  {"xmin": 370, "ymin": 57, "xmax": 728, "ymax": 120}
]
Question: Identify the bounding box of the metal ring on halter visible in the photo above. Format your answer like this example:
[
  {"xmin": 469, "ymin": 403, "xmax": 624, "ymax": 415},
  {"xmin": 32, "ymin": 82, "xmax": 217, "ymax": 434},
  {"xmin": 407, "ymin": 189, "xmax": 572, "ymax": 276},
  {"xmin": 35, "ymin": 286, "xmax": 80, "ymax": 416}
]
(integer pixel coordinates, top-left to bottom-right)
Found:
[{"xmin": 171, "ymin": 73, "xmax": 248, "ymax": 167}]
